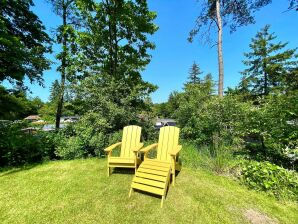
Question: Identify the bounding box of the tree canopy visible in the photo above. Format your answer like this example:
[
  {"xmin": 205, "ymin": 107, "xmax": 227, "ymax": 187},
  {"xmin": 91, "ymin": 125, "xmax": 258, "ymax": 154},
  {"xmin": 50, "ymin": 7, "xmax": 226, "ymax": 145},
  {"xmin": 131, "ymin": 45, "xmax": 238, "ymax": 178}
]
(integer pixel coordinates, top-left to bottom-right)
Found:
[
  {"xmin": 0, "ymin": 0, "xmax": 52, "ymax": 86},
  {"xmin": 241, "ymin": 25, "xmax": 298, "ymax": 96}
]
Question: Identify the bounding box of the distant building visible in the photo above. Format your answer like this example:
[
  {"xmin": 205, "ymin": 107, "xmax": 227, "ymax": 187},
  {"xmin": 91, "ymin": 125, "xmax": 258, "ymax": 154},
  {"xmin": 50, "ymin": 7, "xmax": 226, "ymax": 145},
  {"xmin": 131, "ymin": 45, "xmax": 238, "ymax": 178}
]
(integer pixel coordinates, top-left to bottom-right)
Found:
[
  {"xmin": 21, "ymin": 127, "xmax": 39, "ymax": 134},
  {"xmin": 155, "ymin": 118, "xmax": 176, "ymax": 129},
  {"xmin": 32, "ymin": 119, "xmax": 46, "ymax": 125},
  {"xmin": 42, "ymin": 124, "xmax": 67, "ymax": 132},
  {"xmin": 24, "ymin": 115, "xmax": 41, "ymax": 122},
  {"xmin": 60, "ymin": 116, "xmax": 79, "ymax": 123}
]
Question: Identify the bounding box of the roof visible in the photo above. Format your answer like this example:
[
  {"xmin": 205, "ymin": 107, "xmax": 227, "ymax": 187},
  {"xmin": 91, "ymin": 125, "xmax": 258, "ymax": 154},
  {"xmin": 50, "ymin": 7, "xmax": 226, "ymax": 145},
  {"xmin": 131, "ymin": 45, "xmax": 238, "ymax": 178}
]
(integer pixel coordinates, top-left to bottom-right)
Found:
[
  {"xmin": 156, "ymin": 118, "xmax": 176, "ymax": 123},
  {"xmin": 24, "ymin": 115, "xmax": 41, "ymax": 120},
  {"xmin": 42, "ymin": 124, "xmax": 67, "ymax": 131},
  {"xmin": 61, "ymin": 116, "xmax": 79, "ymax": 119}
]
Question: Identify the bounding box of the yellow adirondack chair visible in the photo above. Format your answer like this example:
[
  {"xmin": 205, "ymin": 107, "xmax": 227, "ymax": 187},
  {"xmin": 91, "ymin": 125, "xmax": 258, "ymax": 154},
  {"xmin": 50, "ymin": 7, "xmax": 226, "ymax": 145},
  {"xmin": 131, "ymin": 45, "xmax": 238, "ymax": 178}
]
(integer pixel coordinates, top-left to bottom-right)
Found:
[
  {"xmin": 129, "ymin": 126, "xmax": 182, "ymax": 208},
  {"xmin": 104, "ymin": 125, "xmax": 143, "ymax": 176}
]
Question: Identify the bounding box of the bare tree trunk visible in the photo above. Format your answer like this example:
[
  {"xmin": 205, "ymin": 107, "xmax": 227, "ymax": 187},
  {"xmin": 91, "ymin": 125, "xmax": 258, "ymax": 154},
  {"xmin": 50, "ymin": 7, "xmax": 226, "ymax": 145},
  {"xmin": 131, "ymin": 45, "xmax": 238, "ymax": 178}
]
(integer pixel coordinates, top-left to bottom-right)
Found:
[
  {"xmin": 216, "ymin": 0, "xmax": 224, "ymax": 97},
  {"xmin": 55, "ymin": 1, "xmax": 67, "ymax": 130}
]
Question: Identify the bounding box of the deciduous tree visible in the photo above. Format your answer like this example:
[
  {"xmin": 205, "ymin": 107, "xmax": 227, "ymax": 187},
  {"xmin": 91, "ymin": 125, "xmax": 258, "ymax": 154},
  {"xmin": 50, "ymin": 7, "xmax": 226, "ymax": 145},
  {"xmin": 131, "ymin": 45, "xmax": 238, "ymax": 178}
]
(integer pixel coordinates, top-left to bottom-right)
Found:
[{"xmin": 0, "ymin": 0, "xmax": 52, "ymax": 86}]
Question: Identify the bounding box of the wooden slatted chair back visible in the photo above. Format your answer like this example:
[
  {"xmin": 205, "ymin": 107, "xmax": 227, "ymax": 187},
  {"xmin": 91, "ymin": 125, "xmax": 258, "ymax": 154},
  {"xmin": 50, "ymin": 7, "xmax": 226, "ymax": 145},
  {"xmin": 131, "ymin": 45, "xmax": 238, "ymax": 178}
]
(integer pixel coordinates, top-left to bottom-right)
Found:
[
  {"xmin": 156, "ymin": 126, "xmax": 180, "ymax": 161},
  {"xmin": 120, "ymin": 125, "xmax": 142, "ymax": 158}
]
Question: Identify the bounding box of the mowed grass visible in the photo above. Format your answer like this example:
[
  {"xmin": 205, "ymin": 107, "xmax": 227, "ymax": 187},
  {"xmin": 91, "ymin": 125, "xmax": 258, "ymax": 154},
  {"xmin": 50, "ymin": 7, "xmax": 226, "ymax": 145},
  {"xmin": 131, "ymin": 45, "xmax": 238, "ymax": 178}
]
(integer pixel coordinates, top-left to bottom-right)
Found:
[{"xmin": 0, "ymin": 158, "xmax": 297, "ymax": 224}]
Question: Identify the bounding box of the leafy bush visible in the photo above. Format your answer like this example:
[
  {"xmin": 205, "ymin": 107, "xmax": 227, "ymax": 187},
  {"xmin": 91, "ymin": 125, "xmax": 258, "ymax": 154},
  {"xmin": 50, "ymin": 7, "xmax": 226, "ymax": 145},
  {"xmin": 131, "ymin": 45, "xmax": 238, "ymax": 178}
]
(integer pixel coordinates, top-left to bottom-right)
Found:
[
  {"xmin": 0, "ymin": 120, "xmax": 55, "ymax": 166},
  {"xmin": 54, "ymin": 109, "xmax": 157, "ymax": 160},
  {"xmin": 241, "ymin": 91, "xmax": 298, "ymax": 170},
  {"xmin": 174, "ymin": 83, "xmax": 249, "ymax": 151},
  {"xmin": 55, "ymin": 136, "xmax": 85, "ymax": 160},
  {"xmin": 240, "ymin": 160, "xmax": 298, "ymax": 200}
]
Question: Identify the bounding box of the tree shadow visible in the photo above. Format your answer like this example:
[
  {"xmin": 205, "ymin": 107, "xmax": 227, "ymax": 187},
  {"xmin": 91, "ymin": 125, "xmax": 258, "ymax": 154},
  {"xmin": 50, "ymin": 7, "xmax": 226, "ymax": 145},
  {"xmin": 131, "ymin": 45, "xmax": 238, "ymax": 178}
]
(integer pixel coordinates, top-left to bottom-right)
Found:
[{"xmin": 0, "ymin": 163, "xmax": 40, "ymax": 177}]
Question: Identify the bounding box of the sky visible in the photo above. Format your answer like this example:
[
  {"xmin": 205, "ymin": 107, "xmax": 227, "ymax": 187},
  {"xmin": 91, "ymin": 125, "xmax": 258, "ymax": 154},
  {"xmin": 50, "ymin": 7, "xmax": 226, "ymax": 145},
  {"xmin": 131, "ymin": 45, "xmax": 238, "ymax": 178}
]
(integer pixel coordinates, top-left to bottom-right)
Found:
[{"xmin": 18, "ymin": 0, "xmax": 298, "ymax": 103}]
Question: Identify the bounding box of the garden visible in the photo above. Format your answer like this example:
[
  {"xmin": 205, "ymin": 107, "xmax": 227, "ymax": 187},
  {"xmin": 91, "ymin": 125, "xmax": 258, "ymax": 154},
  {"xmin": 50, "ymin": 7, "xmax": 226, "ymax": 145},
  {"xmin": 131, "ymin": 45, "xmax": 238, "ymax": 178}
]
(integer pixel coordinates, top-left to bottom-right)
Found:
[{"xmin": 0, "ymin": 0, "xmax": 298, "ymax": 223}]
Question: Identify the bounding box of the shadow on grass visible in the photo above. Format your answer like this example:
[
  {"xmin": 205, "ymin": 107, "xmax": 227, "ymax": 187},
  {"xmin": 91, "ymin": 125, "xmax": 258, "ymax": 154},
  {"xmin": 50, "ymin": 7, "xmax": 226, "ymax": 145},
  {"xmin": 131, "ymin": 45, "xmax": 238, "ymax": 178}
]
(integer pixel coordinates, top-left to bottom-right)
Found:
[
  {"xmin": 129, "ymin": 170, "xmax": 182, "ymax": 200},
  {"xmin": 0, "ymin": 163, "xmax": 40, "ymax": 177},
  {"xmin": 132, "ymin": 189, "xmax": 163, "ymax": 200},
  {"xmin": 111, "ymin": 167, "xmax": 135, "ymax": 175}
]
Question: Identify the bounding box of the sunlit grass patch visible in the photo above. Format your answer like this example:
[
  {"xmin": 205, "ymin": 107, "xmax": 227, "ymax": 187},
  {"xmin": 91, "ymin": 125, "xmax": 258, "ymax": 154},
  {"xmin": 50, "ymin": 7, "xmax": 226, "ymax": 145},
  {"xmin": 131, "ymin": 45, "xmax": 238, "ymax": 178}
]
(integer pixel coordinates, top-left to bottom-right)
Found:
[{"xmin": 0, "ymin": 158, "xmax": 297, "ymax": 224}]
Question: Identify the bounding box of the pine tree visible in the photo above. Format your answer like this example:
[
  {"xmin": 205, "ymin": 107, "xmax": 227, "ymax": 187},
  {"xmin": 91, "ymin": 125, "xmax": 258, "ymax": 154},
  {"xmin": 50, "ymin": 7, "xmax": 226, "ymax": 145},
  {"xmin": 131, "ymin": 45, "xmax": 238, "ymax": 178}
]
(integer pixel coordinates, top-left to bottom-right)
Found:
[
  {"xmin": 187, "ymin": 62, "xmax": 202, "ymax": 84},
  {"xmin": 189, "ymin": 0, "xmax": 272, "ymax": 97},
  {"xmin": 241, "ymin": 25, "xmax": 298, "ymax": 96},
  {"xmin": 49, "ymin": 80, "xmax": 61, "ymax": 103}
]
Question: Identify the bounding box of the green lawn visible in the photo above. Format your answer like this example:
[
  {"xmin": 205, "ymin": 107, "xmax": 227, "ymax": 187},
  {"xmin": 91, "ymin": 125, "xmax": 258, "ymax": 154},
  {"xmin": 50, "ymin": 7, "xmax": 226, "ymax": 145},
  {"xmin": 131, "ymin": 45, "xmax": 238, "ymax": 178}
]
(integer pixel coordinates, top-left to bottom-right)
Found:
[{"xmin": 0, "ymin": 158, "xmax": 297, "ymax": 224}]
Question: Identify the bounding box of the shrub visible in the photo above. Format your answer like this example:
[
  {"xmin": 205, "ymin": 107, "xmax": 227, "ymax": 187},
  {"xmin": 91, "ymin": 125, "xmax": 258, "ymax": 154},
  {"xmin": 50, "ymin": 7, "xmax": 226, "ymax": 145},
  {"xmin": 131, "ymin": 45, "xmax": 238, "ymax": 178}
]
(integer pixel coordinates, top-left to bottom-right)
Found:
[
  {"xmin": 176, "ymin": 85, "xmax": 249, "ymax": 151},
  {"xmin": 241, "ymin": 91, "xmax": 298, "ymax": 170},
  {"xmin": 55, "ymin": 136, "xmax": 85, "ymax": 160},
  {"xmin": 240, "ymin": 160, "xmax": 298, "ymax": 201},
  {"xmin": 0, "ymin": 120, "xmax": 55, "ymax": 166}
]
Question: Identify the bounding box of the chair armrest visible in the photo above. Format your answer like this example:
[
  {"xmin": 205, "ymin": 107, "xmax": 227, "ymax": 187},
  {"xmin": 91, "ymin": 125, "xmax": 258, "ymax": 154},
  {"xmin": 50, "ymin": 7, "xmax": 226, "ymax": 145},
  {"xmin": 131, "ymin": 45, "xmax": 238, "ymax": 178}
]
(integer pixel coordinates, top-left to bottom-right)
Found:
[
  {"xmin": 169, "ymin": 145, "xmax": 182, "ymax": 156},
  {"xmin": 104, "ymin": 142, "xmax": 122, "ymax": 152},
  {"xmin": 132, "ymin": 143, "xmax": 144, "ymax": 152},
  {"xmin": 140, "ymin": 143, "xmax": 158, "ymax": 153}
]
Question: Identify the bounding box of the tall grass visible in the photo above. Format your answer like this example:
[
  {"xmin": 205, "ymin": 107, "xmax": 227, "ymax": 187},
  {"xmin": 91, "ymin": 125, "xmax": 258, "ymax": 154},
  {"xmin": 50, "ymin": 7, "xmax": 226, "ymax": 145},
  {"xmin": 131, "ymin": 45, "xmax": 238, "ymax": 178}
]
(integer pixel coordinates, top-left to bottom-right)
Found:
[{"xmin": 181, "ymin": 142, "xmax": 235, "ymax": 174}]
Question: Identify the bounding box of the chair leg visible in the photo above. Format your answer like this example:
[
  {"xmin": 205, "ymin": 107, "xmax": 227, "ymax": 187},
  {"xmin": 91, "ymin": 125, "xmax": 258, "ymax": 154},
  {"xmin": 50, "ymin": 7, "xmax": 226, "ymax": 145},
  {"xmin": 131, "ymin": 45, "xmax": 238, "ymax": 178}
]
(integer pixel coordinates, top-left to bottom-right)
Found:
[
  {"xmin": 107, "ymin": 166, "xmax": 110, "ymax": 177},
  {"xmin": 172, "ymin": 170, "xmax": 175, "ymax": 186},
  {"xmin": 129, "ymin": 188, "xmax": 133, "ymax": 198},
  {"xmin": 161, "ymin": 195, "xmax": 165, "ymax": 208}
]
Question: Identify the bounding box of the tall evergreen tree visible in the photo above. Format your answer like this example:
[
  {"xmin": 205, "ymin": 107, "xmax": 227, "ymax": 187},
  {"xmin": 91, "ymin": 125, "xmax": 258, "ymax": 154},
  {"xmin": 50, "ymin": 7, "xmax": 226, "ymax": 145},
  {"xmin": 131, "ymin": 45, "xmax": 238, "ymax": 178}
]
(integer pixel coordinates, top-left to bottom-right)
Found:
[
  {"xmin": 241, "ymin": 25, "xmax": 298, "ymax": 96},
  {"xmin": 189, "ymin": 0, "xmax": 271, "ymax": 97},
  {"xmin": 187, "ymin": 62, "xmax": 202, "ymax": 84},
  {"xmin": 49, "ymin": 80, "xmax": 61, "ymax": 103},
  {"xmin": 0, "ymin": 0, "xmax": 52, "ymax": 86}
]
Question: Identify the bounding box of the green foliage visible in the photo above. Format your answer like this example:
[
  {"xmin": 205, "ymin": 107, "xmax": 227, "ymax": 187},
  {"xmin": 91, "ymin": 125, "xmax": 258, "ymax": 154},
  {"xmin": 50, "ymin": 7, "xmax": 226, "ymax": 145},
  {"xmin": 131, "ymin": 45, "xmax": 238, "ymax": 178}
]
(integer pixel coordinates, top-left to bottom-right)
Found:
[
  {"xmin": 179, "ymin": 143, "xmax": 202, "ymax": 169},
  {"xmin": 201, "ymin": 145, "xmax": 234, "ymax": 174},
  {"xmin": 240, "ymin": 160, "xmax": 298, "ymax": 200},
  {"xmin": 241, "ymin": 91, "xmax": 298, "ymax": 169},
  {"xmin": 174, "ymin": 81, "xmax": 248, "ymax": 150},
  {"xmin": 288, "ymin": 0, "xmax": 298, "ymax": 11},
  {"xmin": 241, "ymin": 25, "xmax": 298, "ymax": 96},
  {"xmin": 189, "ymin": 0, "xmax": 272, "ymax": 42},
  {"xmin": 181, "ymin": 142, "xmax": 235, "ymax": 174},
  {"xmin": 1, "ymin": 159, "xmax": 298, "ymax": 224},
  {"xmin": 76, "ymin": 0, "xmax": 158, "ymax": 79},
  {"xmin": 0, "ymin": 121, "xmax": 55, "ymax": 166},
  {"xmin": 0, "ymin": 0, "xmax": 52, "ymax": 85},
  {"xmin": 153, "ymin": 91, "xmax": 182, "ymax": 118},
  {"xmin": 56, "ymin": 136, "xmax": 85, "ymax": 160},
  {"xmin": 0, "ymin": 86, "xmax": 44, "ymax": 120},
  {"xmin": 187, "ymin": 61, "xmax": 202, "ymax": 84},
  {"xmin": 54, "ymin": 112, "xmax": 121, "ymax": 160},
  {"xmin": 38, "ymin": 81, "xmax": 76, "ymax": 122}
]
